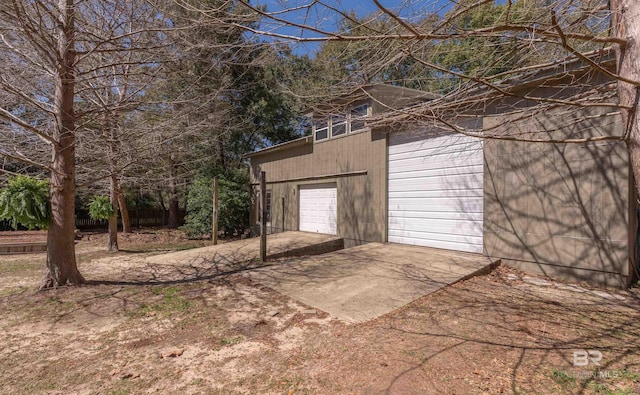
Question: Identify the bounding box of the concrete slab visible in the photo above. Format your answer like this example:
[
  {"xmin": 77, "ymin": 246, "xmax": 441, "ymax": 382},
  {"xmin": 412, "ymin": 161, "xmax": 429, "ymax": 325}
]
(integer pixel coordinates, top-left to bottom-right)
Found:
[
  {"xmin": 248, "ymin": 242, "xmax": 497, "ymax": 323},
  {"xmin": 145, "ymin": 231, "xmax": 342, "ymax": 267}
]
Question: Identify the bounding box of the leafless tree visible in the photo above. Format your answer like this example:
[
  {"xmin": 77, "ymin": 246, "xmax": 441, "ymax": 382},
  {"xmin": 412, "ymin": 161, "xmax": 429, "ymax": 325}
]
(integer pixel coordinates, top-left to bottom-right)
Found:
[
  {"xmin": 0, "ymin": 0, "xmax": 176, "ymax": 287},
  {"xmin": 0, "ymin": 0, "xmax": 85, "ymax": 288},
  {"xmin": 190, "ymin": 0, "xmax": 640, "ymax": 193},
  {"xmin": 76, "ymin": 0, "xmax": 175, "ymax": 250}
]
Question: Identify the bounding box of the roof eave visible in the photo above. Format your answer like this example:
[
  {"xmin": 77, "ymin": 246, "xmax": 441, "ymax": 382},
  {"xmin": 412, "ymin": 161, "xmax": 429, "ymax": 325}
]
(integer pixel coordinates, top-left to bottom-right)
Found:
[{"xmin": 243, "ymin": 135, "xmax": 313, "ymax": 159}]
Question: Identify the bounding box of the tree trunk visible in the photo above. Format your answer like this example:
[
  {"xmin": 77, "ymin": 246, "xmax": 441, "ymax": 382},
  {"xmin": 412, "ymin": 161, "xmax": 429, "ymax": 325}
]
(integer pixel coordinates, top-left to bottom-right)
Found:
[
  {"xmin": 107, "ymin": 173, "xmax": 119, "ymax": 251},
  {"xmin": 613, "ymin": 1, "xmax": 640, "ymax": 197},
  {"xmin": 218, "ymin": 138, "xmax": 227, "ymax": 171},
  {"xmin": 158, "ymin": 190, "xmax": 166, "ymax": 211},
  {"xmin": 106, "ymin": 120, "xmax": 120, "ymax": 251},
  {"xmin": 168, "ymin": 154, "xmax": 179, "ymax": 228},
  {"xmin": 118, "ymin": 192, "xmax": 131, "ymax": 233},
  {"xmin": 41, "ymin": 0, "xmax": 84, "ymax": 289}
]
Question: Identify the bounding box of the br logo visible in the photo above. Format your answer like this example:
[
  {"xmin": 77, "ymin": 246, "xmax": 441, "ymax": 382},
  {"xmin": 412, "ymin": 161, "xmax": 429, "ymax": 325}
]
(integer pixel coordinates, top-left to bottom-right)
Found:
[{"xmin": 573, "ymin": 350, "xmax": 602, "ymax": 367}]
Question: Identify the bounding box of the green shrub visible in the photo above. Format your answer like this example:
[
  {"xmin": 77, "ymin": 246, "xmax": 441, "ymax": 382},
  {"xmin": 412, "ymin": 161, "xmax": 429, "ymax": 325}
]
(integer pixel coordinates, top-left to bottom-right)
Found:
[
  {"xmin": 88, "ymin": 195, "xmax": 114, "ymax": 220},
  {"xmin": 0, "ymin": 175, "xmax": 50, "ymax": 229},
  {"xmin": 181, "ymin": 169, "xmax": 250, "ymax": 238},
  {"xmin": 218, "ymin": 170, "xmax": 250, "ymax": 236}
]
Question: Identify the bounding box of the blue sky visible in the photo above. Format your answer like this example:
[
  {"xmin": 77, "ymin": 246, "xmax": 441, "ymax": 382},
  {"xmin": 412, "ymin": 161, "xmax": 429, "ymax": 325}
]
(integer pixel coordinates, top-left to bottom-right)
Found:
[{"xmin": 255, "ymin": 0, "xmax": 459, "ymax": 56}]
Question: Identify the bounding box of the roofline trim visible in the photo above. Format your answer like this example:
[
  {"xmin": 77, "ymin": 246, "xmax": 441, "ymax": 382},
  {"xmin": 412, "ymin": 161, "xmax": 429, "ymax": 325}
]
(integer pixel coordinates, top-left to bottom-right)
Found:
[{"xmin": 243, "ymin": 135, "xmax": 313, "ymax": 158}]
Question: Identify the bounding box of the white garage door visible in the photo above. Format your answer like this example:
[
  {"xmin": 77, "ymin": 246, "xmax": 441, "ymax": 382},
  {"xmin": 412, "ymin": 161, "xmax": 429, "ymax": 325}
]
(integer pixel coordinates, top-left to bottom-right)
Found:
[
  {"xmin": 388, "ymin": 132, "xmax": 483, "ymax": 253},
  {"xmin": 299, "ymin": 184, "xmax": 337, "ymax": 235}
]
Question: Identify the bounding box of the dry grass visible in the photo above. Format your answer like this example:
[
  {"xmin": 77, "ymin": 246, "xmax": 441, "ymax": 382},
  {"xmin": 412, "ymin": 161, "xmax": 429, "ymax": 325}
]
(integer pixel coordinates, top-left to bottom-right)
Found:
[{"xmin": 1, "ymin": 229, "xmax": 639, "ymax": 394}]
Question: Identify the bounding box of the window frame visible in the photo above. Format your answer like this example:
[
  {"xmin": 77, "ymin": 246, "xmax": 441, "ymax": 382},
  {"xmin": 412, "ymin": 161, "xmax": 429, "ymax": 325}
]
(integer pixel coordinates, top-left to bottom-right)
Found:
[
  {"xmin": 331, "ymin": 114, "xmax": 347, "ymax": 138},
  {"xmin": 349, "ymin": 103, "xmax": 369, "ymax": 133},
  {"xmin": 312, "ymin": 102, "xmax": 370, "ymax": 143},
  {"xmin": 314, "ymin": 117, "xmax": 329, "ymax": 142}
]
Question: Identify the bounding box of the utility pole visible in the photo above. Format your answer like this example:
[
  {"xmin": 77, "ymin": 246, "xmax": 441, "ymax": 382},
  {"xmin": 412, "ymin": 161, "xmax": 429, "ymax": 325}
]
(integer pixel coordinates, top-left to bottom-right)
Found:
[
  {"xmin": 212, "ymin": 176, "xmax": 218, "ymax": 245},
  {"xmin": 260, "ymin": 171, "xmax": 267, "ymax": 261}
]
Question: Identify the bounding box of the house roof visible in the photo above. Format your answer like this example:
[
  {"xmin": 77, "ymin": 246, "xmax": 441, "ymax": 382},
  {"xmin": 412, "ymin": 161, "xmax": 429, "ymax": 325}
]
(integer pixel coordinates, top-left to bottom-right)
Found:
[
  {"xmin": 495, "ymin": 47, "xmax": 616, "ymax": 90},
  {"xmin": 245, "ymin": 50, "xmax": 617, "ymax": 159},
  {"xmin": 307, "ymin": 83, "xmax": 440, "ymax": 115},
  {"xmin": 245, "ymin": 83, "xmax": 440, "ymax": 158},
  {"xmin": 243, "ymin": 135, "xmax": 313, "ymax": 159},
  {"xmin": 440, "ymin": 47, "xmax": 617, "ymax": 105},
  {"xmin": 370, "ymin": 48, "xmax": 618, "ymax": 128}
]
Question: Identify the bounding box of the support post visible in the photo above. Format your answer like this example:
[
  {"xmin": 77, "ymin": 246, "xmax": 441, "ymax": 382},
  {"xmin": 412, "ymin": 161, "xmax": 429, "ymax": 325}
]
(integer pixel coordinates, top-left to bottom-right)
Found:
[
  {"xmin": 281, "ymin": 197, "xmax": 285, "ymax": 233},
  {"xmin": 212, "ymin": 176, "xmax": 219, "ymax": 245},
  {"xmin": 260, "ymin": 171, "xmax": 267, "ymax": 261}
]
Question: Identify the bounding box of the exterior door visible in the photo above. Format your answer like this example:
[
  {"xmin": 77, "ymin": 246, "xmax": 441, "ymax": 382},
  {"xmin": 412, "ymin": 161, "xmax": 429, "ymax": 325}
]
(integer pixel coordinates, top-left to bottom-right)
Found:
[
  {"xmin": 388, "ymin": 132, "xmax": 484, "ymax": 253},
  {"xmin": 299, "ymin": 184, "xmax": 338, "ymax": 235}
]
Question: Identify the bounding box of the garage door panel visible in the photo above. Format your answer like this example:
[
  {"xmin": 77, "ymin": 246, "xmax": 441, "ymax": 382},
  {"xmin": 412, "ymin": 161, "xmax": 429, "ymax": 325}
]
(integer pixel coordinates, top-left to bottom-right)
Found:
[
  {"xmin": 388, "ymin": 217, "xmax": 482, "ymax": 235},
  {"xmin": 389, "ymin": 163, "xmax": 484, "ymax": 180},
  {"xmin": 388, "ymin": 132, "xmax": 483, "ymax": 253},
  {"xmin": 389, "ymin": 188, "xmax": 483, "ymax": 199},
  {"xmin": 389, "ymin": 210, "xmax": 483, "ymax": 222},
  {"xmin": 389, "ymin": 203, "xmax": 482, "ymax": 215},
  {"xmin": 388, "ymin": 139, "xmax": 483, "ymax": 157},
  {"xmin": 299, "ymin": 185, "xmax": 337, "ymax": 235},
  {"xmin": 389, "ymin": 174, "xmax": 483, "ymax": 191},
  {"xmin": 388, "ymin": 194, "xmax": 484, "ymax": 204},
  {"xmin": 388, "ymin": 229, "xmax": 483, "ymax": 245},
  {"xmin": 389, "ymin": 153, "xmax": 483, "ymax": 169},
  {"xmin": 387, "ymin": 231, "xmax": 483, "ymax": 253}
]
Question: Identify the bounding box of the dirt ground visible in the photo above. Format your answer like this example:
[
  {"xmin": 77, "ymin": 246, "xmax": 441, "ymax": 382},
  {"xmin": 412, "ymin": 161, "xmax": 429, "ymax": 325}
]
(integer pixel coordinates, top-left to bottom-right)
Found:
[{"xmin": 1, "ymin": 229, "xmax": 639, "ymax": 395}]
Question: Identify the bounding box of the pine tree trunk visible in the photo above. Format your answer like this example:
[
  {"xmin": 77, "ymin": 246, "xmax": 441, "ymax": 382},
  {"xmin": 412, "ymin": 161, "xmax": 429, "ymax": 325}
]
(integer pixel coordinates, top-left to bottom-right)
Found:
[
  {"xmin": 107, "ymin": 174, "xmax": 119, "ymax": 252},
  {"xmin": 118, "ymin": 192, "xmax": 131, "ymax": 233},
  {"xmin": 40, "ymin": 0, "xmax": 84, "ymax": 289},
  {"xmin": 168, "ymin": 154, "xmax": 179, "ymax": 228},
  {"xmin": 106, "ymin": 126, "xmax": 120, "ymax": 251}
]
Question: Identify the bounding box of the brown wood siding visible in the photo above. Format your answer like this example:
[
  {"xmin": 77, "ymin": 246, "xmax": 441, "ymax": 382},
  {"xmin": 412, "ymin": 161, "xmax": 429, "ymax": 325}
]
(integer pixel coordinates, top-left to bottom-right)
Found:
[
  {"xmin": 250, "ymin": 129, "xmax": 387, "ymax": 246},
  {"xmin": 483, "ymin": 105, "xmax": 631, "ymax": 287}
]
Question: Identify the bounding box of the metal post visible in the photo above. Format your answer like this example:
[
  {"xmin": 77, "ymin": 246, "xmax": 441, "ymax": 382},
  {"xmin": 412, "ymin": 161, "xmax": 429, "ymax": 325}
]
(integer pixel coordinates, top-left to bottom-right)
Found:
[
  {"xmin": 260, "ymin": 171, "xmax": 267, "ymax": 261},
  {"xmin": 281, "ymin": 197, "xmax": 285, "ymax": 233},
  {"xmin": 212, "ymin": 176, "xmax": 219, "ymax": 245}
]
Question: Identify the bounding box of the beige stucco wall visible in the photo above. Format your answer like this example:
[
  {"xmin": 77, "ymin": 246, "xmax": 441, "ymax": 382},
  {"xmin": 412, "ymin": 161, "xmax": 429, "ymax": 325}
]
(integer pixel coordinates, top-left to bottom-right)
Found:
[
  {"xmin": 249, "ymin": 128, "xmax": 388, "ymax": 247},
  {"xmin": 483, "ymin": 106, "xmax": 633, "ymax": 287}
]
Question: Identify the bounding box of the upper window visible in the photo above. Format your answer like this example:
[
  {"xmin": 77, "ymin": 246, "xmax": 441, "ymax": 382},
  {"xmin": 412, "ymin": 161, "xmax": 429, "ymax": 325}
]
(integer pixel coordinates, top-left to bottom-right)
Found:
[
  {"xmin": 350, "ymin": 104, "xmax": 368, "ymax": 132},
  {"xmin": 331, "ymin": 114, "xmax": 347, "ymax": 137},
  {"xmin": 313, "ymin": 103, "xmax": 369, "ymax": 143},
  {"xmin": 314, "ymin": 118, "xmax": 328, "ymax": 141}
]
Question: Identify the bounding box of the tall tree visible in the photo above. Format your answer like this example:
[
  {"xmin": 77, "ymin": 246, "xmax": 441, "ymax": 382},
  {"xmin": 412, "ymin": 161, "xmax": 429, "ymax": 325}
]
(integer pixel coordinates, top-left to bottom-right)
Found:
[
  {"xmin": 76, "ymin": 0, "xmax": 171, "ymax": 248},
  {"xmin": 215, "ymin": 0, "xmax": 640, "ymax": 193},
  {"xmin": 0, "ymin": 0, "xmax": 174, "ymax": 287},
  {"xmin": 611, "ymin": 0, "xmax": 640, "ymax": 198}
]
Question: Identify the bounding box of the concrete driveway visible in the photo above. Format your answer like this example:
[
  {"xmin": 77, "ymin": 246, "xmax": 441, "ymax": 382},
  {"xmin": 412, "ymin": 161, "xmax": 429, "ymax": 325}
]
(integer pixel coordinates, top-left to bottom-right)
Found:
[
  {"xmin": 248, "ymin": 242, "xmax": 497, "ymax": 323},
  {"xmin": 145, "ymin": 231, "xmax": 343, "ymax": 267}
]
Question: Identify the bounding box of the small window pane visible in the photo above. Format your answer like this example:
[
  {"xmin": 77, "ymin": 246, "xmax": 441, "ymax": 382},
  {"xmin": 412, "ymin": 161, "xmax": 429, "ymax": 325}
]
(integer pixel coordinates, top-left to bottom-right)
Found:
[
  {"xmin": 351, "ymin": 104, "xmax": 368, "ymax": 132},
  {"xmin": 351, "ymin": 119, "xmax": 366, "ymax": 132},
  {"xmin": 314, "ymin": 118, "xmax": 328, "ymax": 141},
  {"xmin": 315, "ymin": 128, "xmax": 328, "ymax": 140},
  {"xmin": 331, "ymin": 115, "xmax": 346, "ymax": 137}
]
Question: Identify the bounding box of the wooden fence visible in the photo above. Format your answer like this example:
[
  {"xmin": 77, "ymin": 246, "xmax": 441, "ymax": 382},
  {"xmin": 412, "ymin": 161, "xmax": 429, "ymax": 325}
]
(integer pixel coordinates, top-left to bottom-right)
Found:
[
  {"xmin": 0, "ymin": 220, "xmax": 26, "ymax": 232},
  {"xmin": 75, "ymin": 209, "xmax": 186, "ymax": 230},
  {"xmin": 1, "ymin": 209, "xmax": 186, "ymax": 231}
]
